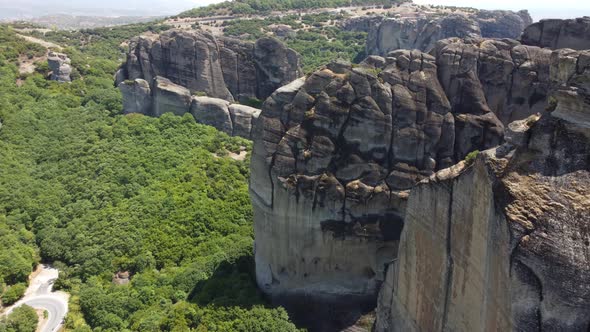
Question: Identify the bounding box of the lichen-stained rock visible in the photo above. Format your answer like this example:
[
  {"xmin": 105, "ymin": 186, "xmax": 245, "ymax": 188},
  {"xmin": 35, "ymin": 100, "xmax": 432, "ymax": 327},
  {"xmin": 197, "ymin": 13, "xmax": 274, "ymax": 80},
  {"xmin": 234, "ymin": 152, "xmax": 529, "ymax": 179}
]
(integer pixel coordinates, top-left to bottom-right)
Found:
[
  {"xmin": 152, "ymin": 76, "xmax": 192, "ymax": 117},
  {"xmin": 252, "ymin": 40, "xmax": 590, "ymax": 330},
  {"xmin": 250, "ymin": 51, "xmax": 506, "ymax": 311},
  {"xmin": 190, "ymin": 97, "xmax": 233, "ymax": 136},
  {"xmin": 119, "ymin": 79, "xmax": 152, "ymax": 115},
  {"xmin": 47, "ymin": 51, "xmax": 72, "ymax": 82},
  {"xmin": 521, "ymin": 17, "xmax": 590, "ymax": 50},
  {"xmin": 120, "ymin": 29, "xmax": 302, "ymax": 102},
  {"xmin": 229, "ymin": 104, "xmax": 261, "ymax": 139},
  {"xmin": 374, "ymin": 48, "xmax": 590, "ymax": 332}
]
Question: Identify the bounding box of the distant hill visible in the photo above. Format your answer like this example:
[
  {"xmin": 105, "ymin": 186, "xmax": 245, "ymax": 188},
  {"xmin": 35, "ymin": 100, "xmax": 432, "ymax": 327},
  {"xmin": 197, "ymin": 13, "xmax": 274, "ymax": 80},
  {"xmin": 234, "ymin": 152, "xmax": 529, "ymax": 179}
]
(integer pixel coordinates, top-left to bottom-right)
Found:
[
  {"xmin": 21, "ymin": 14, "xmax": 162, "ymax": 30},
  {"xmin": 0, "ymin": 0, "xmax": 204, "ymax": 20}
]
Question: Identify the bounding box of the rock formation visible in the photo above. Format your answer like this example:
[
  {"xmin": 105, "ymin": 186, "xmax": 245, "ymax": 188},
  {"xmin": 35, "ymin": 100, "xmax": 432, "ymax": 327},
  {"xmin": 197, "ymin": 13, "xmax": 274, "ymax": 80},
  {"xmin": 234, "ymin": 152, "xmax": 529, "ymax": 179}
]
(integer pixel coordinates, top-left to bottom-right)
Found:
[
  {"xmin": 521, "ymin": 17, "xmax": 590, "ymax": 50},
  {"xmin": 119, "ymin": 76, "xmax": 261, "ymax": 139},
  {"xmin": 356, "ymin": 9, "xmax": 532, "ymax": 56},
  {"xmin": 375, "ymin": 47, "xmax": 590, "ymax": 331},
  {"xmin": 47, "ymin": 51, "xmax": 72, "ymax": 82},
  {"xmin": 250, "ymin": 37, "xmax": 590, "ymax": 330},
  {"xmin": 116, "ymin": 29, "xmax": 302, "ymax": 103}
]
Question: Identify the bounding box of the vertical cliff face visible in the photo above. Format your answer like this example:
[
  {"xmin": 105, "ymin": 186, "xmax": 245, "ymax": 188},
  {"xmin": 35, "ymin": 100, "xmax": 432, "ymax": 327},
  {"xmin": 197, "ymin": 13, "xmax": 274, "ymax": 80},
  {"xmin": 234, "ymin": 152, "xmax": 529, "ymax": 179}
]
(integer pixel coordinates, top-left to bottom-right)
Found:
[
  {"xmin": 250, "ymin": 47, "xmax": 511, "ymax": 310},
  {"xmin": 362, "ymin": 10, "xmax": 532, "ymax": 56},
  {"xmin": 117, "ymin": 29, "xmax": 302, "ymax": 103},
  {"xmin": 521, "ymin": 17, "xmax": 590, "ymax": 50},
  {"xmin": 251, "ymin": 35, "xmax": 590, "ymax": 330},
  {"xmin": 375, "ymin": 47, "xmax": 590, "ymax": 331}
]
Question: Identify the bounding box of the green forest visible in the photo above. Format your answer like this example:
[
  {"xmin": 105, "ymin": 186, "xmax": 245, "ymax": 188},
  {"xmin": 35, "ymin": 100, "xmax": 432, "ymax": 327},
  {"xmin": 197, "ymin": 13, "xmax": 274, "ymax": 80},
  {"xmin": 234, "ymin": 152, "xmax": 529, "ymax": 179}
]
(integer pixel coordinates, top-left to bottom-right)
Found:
[
  {"xmin": 0, "ymin": 24, "xmax": 299, "ymax": 331},
  {"xmin": 221, "ymin": 13, "xmax": 367, "ymax": 73}
]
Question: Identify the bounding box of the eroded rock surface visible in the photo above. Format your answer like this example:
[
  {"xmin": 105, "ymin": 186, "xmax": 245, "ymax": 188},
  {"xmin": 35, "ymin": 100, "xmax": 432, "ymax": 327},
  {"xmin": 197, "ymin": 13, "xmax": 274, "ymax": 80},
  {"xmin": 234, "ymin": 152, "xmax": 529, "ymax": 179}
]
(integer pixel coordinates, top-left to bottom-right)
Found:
[
  {"xmin": 251, "ymin": 37, "xmax": 590, "ymax": 331},
  {"xmin": 360, "ymin": 10, "xmax": 532, "ymax": 55},
  {"xmin": 119, "ymin": 79, "xmax": 151, "ymax": 115},
  {"xmin": 375, "ymin": 47, "xmax": 590, "ymax": 332},
  {"xmin": 521, "ymin": 17, "xmax": 590, "ymax": 50},
  {"xmin": 117, "ymin": 29, "xmax": 302, "ymax": 102},
  {"xmin": 47, "ymin": 51, "xmax": 72, "ymax": 82},
  {"xmin": 119, "ymin": 76, "xmax": 260, "ymax": 139}
]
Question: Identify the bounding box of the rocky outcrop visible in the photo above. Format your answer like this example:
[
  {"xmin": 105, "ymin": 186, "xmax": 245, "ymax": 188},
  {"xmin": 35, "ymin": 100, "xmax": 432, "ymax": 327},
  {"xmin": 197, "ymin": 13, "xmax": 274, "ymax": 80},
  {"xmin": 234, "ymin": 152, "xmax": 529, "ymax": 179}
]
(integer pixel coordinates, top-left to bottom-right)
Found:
[
  {"xmin": 360, "ymin": 10, "xmax": 532, "ymax": 56},
  {"xmin": 476, "ymin": 10, "xmax": 533, "ymax": 38},
  {"xmin": 117, "ymin": 29, "xmax": 302, "ymax": 103},
  {"xmin": 153, "ymin": 76, "xmax": 192, "ymax": 117},
  {"xmin": 119, "ymin": 76, "xmax": 260, "ymax": 139},
  {"xmin": 47, "ymin": 51, "xmax": 72, "ymax": 82},
  {"xmin": 375, "ymin": 47, "xmax": 590, "ymax": 332},
  {"xmin": 229, "ymin": 104, "xmax": 261, "ymax": 139},
  {"xmin": 191, "ymin": 97, "xmax": 233, "ymax": 135},
  {"xmin": 521, "ymin": 17, "xmax": 590, "ymax": 50},
  {"xmin": 250, "ymin": 49, "xmax": 507, "ymax": 310},
  {"xmin": 119, "ymin": 79, "xmax": 152, "ymax": 115},
  {"xmin": 251, "ymin": 37, "xmax": 590, "ymax": 330}
]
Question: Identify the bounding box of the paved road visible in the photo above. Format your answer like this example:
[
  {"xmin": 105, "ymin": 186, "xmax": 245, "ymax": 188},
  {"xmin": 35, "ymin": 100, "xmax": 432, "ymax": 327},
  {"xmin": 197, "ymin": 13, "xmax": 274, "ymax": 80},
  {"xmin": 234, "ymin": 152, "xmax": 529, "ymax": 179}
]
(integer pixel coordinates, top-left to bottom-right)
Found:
[
  {"xmin": 2, "ymin": 265, "xmax": 68, "ymax": 332},
  {"xmin": 17, "ymin": 296, "xmax": 68, "ymax": 332}
]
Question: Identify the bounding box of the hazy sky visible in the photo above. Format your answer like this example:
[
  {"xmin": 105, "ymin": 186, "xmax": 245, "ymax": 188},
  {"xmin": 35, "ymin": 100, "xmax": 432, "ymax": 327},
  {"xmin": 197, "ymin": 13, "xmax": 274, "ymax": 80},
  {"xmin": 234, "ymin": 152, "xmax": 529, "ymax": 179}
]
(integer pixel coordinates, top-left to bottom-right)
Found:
[{"xmin": 1, "ymin": 0, "xmax": 589, "ymax": 20}]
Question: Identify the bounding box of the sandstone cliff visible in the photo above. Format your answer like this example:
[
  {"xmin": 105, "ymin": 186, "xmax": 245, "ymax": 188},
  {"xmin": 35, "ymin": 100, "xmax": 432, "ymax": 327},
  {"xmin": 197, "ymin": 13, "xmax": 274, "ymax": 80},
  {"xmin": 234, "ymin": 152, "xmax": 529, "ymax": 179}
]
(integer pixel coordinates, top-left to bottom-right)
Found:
[
  {"xmin": 116, "ymin": 29, "xmax": 302, "ymax": 103},
  {"xmin": 521, "ymin": 17, "xmax": 590, "ymax": 50},
  {"xmin": 356, "ymin": 10, "xmax": 532, "ymax": 56},
  {"xmin": 251, "ymin": 39, "xmax": 590, "ymax": 331},
  {"xmin": 119, "ymin": 76, "xmax": 261, "ymax": 139},
  {"xmin": 375, "ymin": 87, "xmax": 590, "ymax": 331}
]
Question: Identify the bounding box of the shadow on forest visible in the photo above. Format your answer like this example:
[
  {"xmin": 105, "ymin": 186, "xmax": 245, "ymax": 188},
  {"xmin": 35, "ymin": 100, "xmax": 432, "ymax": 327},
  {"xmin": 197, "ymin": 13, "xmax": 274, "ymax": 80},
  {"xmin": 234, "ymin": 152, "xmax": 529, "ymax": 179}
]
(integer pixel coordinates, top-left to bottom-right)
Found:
[{"xmin": 187, "ymin": 255, "xmax": 375, "ymax": 332}]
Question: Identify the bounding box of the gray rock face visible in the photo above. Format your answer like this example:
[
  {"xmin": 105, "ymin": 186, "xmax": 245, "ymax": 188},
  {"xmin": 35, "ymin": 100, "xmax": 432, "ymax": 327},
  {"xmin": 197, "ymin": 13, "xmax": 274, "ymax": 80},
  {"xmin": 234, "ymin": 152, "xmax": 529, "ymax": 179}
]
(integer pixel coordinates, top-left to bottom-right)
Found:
[
  {"xmin": 47, "ymin": 51, "xmax": 72, "ymax": 82},
  {"xmin": 476, "ymin": 10, "xmax": 532, "ymax": 38},
  {"xmin": 118, "ymin": 75, "xmax": 262, "ymax": 139},
  {"xmin": 190, "ymin": 97, "xmax": 232, "ymax": 135},
  {"xmin": 361, "ymin": 10, "xmax": 532, "ymax": 56},
  {"xmin": 119, "ymin": 29, "xmax": 302, "ymax": 102},
  {"xmin": 374, "ymin": 47, "xmax": 590, "ymax": 332},
  {"xmin": 152, "ymin": 76, "xmax": 192, "ymax": 117},
  {"xmin": 521, "ymin": 17, "xmax": 590, "ymax": 50},
  {"xmin": 229, "ymin": 104, "xmax": 261, "ymax": 139},
  {"xmin": 250, "ymin": 49, "xmax": 509, "ymax": 307},
  {"xmin": 119, "ymin": 79, "xmax": 152, "ymax": 115},
  {"xmin": 251, "ymin": 38, "xmax": 590, "ymax": 329}
]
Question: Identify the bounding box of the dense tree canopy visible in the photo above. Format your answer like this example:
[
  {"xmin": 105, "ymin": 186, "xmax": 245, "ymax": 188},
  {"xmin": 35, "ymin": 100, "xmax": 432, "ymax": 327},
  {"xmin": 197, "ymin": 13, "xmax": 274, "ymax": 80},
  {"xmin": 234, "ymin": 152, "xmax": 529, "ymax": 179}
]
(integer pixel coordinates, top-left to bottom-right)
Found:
[{"xmin": 0, "ymin": 24, "xmax": 299, "ymax": 331}]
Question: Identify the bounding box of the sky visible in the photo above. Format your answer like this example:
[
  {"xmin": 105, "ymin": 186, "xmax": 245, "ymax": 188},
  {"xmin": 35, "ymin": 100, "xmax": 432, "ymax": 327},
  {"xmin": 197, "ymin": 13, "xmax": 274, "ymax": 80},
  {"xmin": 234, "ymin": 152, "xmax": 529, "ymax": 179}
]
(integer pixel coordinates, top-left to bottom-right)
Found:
[{"xmin": 0, "ymin": 0, "xmax": 589, "ymax": 20}]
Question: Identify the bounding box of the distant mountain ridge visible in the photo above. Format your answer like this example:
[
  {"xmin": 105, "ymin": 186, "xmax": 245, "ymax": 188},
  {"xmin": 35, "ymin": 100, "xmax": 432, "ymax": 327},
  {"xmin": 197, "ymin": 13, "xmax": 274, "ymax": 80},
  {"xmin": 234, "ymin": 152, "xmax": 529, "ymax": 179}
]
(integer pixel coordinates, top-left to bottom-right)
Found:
[
  {"xmin": 0, "ymin": 0, "xmax": 201, "ymax": 20},
  {"xmin": 20, "ymin": 14, "xmax": 163, "ymax": 30}
]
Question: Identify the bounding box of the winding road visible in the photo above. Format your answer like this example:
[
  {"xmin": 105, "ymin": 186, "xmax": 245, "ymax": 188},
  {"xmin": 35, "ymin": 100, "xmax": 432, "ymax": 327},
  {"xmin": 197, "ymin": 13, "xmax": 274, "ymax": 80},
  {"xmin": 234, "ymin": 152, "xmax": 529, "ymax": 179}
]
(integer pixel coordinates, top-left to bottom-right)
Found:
[{"xmin": 2, "ymin": 265, "xmax": 68, "ymax": 332}]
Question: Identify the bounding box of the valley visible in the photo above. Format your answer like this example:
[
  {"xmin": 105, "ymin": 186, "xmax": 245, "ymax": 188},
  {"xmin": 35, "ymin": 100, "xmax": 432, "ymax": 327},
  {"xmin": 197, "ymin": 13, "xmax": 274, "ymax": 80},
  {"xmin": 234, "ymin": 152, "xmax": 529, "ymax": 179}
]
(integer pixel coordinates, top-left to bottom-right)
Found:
[{"xmin": 0, "ymin": 1, "xmax": 589, "ymax": 332}]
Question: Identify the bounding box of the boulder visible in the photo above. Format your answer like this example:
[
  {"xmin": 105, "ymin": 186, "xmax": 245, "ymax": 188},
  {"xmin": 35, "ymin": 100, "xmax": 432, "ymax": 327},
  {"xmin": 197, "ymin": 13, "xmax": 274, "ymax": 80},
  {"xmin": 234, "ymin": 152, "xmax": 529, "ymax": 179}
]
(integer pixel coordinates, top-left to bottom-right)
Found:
[
  {"xmin": 190, "ymin": 97, "xmax": 233, "ymax": 135},
  {"xmin": 47, "ymin": 51, "xmax": 72, "ymax": 82},
  {"xmin": 152, "ymin": 76, "xmax": 192, "ymax": 117},
  {"xmin": 229, "ymin": 104, "xmax": 261, "ymax": 139},
  {"xmin": 119, "ymin": 79, "xmax": 152, "ymax": 115}
]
